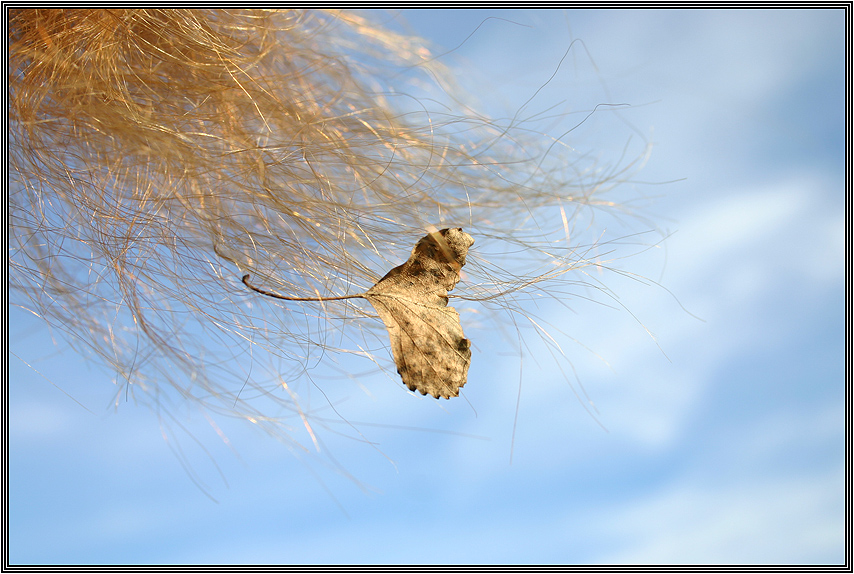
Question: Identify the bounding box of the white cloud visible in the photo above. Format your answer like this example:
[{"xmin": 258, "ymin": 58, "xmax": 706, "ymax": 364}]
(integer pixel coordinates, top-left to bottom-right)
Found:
[{"xmin": 590, "ymin": 466, "xmax": 844, "ymax": 564}]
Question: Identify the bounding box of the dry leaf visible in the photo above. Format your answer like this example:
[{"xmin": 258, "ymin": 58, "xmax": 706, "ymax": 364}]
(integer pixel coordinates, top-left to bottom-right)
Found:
[
  {"xmin": 243, "ymin": 228, "xmax": 474, "ymax": 399},
  {"xmin": 365, "ymin": 228, "xmax": 474, "ymax": 399}
]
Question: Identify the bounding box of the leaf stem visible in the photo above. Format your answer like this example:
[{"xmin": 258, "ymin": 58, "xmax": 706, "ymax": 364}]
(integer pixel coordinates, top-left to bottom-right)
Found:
[{"xmin": 241, "ymin": 274, "xmax": 366, "ymax": 302}]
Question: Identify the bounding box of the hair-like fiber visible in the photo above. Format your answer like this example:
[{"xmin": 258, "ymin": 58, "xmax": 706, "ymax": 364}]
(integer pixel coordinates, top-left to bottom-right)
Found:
[{"xmin": 9, "ymin": 9, "xmax": 649, "ymax": 456}]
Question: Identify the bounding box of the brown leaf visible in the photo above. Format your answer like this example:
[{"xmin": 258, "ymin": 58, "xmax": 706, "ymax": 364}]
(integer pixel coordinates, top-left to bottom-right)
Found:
[
  {"xmin": 365, "ymin": 228, "xmax": 474, "ymax": 399},
  {"xmin": 242, "ymin": 228, "xmax": 475, "ymax": 399}
]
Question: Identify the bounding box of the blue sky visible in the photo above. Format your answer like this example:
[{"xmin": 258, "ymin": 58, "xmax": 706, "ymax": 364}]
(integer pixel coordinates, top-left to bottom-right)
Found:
[{"xmin": 8, "ymin": 9, "xmax": 846, "ymax": 564}]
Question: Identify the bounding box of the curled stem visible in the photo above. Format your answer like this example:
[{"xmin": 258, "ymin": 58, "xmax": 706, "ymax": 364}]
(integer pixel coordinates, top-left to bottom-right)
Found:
[{"xmin": 242, "ymin": 274, "xmax": 366, "ymax": 302}]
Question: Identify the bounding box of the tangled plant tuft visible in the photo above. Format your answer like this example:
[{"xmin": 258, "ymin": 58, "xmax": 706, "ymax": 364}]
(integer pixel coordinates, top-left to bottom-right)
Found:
[{"xmin": 9, "ymin": 9, "xmax": 655, "ymax": 455}]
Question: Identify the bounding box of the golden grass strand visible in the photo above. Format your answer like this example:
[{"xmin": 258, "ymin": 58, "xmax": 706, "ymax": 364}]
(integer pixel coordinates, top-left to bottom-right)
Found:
[{"xmin": 9, "ymin": 9, "xmax": 651, "ymax": 452}]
